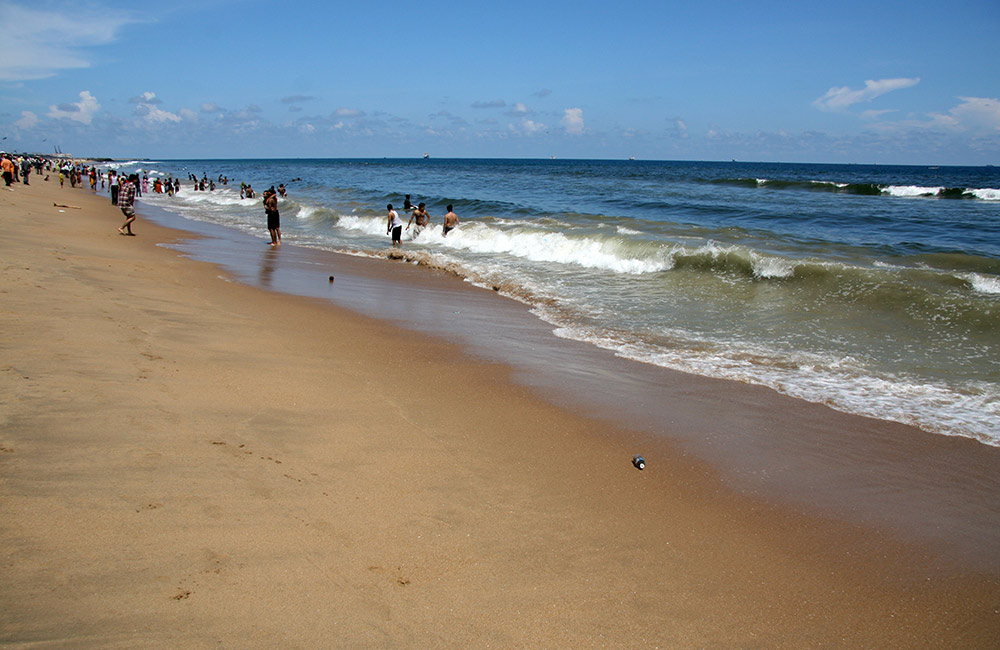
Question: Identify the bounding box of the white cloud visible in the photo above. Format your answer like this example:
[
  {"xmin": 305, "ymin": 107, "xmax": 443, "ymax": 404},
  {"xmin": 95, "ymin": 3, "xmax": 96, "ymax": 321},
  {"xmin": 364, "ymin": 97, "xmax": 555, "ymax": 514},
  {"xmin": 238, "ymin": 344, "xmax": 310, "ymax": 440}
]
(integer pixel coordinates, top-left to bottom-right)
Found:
[
  {"xmin": 47, "ymin": 91, "xmax": 100, "ymax": 124},
  {"xmin": 860, "ymin": 109, "xmax": 897, "ymax": 120},
  {"xmin": 135, "ymin": 104, "xmax": 182, "ymax": 124},
  {"xmin": 0, "ymin": 2, "xmax": 139, "ymax": 81},
  {"xmin": 129, "ymin": 91, "xmax": 180, "ymax": 124},
  {"xmin": 561, "ymin": 107, "xmax": 584, "ymax": 135},
  {"xmin": 201, "ymin": 102, "xmax": 222, "ymax": 113},
  {"xmin": 813, "ymin": 78, "xmax": 920, "ymax": 112},
  {"xmin": 129, "ymin": 91, "xmax": 184, "ymax": 124},
  {"xmin": 14, "ymin": 110, "xmax": 38, "ymax": 129},
  {"xmin": 510, "ymin": 118, "xmax": 546, "ymax": 135},
  {"xmin": 506, "ymin": 102, "xmax": 531, "ymax": 116},
  {"xmin": 335, "ymin": 107, "xmax": 364, "ymax": 118},
  {"xmin": 868, "ymin": 97, "xmax": 1000, "ymax": 134},
  {"xmin": 130, "ymin": 91, "xmax": 162, "ymax": 105},
  {"xmin": 935, "ymin": 96, "xmax": 1000, "ymax": 132}
]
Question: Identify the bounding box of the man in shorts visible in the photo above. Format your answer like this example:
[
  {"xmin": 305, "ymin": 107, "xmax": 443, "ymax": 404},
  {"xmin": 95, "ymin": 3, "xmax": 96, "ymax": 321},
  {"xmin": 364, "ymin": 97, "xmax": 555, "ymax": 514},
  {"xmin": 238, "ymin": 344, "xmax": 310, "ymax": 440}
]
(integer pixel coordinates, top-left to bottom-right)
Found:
[
  {"xmin": 117, "ymin": 174, "xmax": 139, "ymax": 235},
  {"xmin": 443, "ymin": 204, "xmax": 459, "ymax": 237},
  {"xmin": 406, "ymin": 202, "xmax": 430, "ymax": 237},
  {"xmin": 264, "ymin": 187, "xmax": 281, "ymax": 246},
  {"xmin": 386, "ymin": 204, "xmax": 402, "ymax": 247}
]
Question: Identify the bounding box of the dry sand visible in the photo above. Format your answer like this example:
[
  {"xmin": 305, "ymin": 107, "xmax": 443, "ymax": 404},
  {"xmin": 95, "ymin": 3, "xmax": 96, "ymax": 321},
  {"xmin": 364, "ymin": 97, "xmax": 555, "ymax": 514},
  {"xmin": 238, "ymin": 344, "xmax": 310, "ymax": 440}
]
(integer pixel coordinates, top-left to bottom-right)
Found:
[{"xmin": 1, "ymin": 178, "xmax": 998, "ymax": 648}]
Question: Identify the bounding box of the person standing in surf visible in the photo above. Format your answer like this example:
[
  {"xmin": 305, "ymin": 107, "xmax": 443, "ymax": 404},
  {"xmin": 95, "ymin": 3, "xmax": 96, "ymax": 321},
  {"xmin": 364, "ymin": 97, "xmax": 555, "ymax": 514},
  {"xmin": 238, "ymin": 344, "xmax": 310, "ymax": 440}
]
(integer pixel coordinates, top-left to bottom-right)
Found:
[
  {"xmin": 443, "ymin": 204, "xmax": 459, "ymax": 237},
  {"xmin": 406, "ymin": 202, "xmax": 430, "ymax": 238},
  {"xmin": 387, "ymin": 204, "xmax": 403, "ymax": 246},
  {"xmin": 264, "ymin": 187, "xmax": 281, "ymax": 247}
]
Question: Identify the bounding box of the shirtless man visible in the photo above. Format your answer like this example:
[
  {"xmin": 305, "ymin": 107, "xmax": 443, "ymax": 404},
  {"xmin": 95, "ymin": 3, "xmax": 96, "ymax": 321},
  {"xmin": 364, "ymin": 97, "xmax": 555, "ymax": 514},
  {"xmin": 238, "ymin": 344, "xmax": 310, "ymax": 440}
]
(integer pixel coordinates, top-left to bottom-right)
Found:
[
  {"xmin": 406, "ymin": 202, "xmax": 430, "ymax": 237},
  {"xmin": 442, "ymin": 204, "xmax": 459, "ymax": 237},
  {"xmin": 264, "ymin": 188, "xmax": 281, "ymax": 246}
]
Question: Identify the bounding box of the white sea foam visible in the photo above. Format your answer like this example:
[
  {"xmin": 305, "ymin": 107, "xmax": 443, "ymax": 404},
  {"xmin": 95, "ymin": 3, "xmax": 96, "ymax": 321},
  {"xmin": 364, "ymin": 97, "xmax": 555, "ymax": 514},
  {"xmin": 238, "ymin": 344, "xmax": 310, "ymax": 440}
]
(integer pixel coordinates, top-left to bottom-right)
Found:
[
  {"xmin": 103, "ymin": 160, "xmax": 154, "ymax": 170},
  {"xmin": 963, "ymin": 272, "xmax": 1000, "ymax": 295},
  {"xmin": 440, "ymin": 224, "xmax": 671, "ymax": 274},
  {"xmin": 548, "ymin": 319, "xmax": 1000, "ymax": 446},
  {"xmin": 338, "ymin": 215, "xmax": 671, "ymax": 274},
  {"xmin": 337, "ymin": 214, "xmax": 388, "ymax": 236},
  {"xmin": 172, "ymin": 188, "xmax": 248, "ymax": 207},
  {"xmin": 883, "ymin": 185, "xmax": 944, "ymax": 197},
  {"xmin": 750, "ymin": 253, "xmax": 795, "ymax": 279},
  {"xmin": 296, "ymin": 204, "xmax": 320, "ymax": 219},
  {"xmin": 969, "ymin": 188, "xmax": 1000, "ymax": 201}
]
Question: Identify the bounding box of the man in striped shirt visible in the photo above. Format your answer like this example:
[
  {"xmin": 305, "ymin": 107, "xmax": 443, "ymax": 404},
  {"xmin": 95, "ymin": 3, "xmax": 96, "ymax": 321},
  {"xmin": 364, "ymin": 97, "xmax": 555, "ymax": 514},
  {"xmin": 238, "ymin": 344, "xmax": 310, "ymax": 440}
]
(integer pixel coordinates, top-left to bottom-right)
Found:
[{"xmin": 117, "ymin": 174, "xmax": 138, "ymax": 236}]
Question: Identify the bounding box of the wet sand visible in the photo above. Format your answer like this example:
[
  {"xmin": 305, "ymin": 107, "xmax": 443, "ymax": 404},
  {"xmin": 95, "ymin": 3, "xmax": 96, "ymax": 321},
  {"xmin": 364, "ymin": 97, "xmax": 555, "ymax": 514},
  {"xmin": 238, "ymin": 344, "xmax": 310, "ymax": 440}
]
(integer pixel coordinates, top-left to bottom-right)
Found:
[
  {"xmin": 147, "ymin": 191, "xmax": 1000, "ymax": 571},
  {"xmin": 1, "ymin": 178, "xmax": 998, "ymax": 648}
]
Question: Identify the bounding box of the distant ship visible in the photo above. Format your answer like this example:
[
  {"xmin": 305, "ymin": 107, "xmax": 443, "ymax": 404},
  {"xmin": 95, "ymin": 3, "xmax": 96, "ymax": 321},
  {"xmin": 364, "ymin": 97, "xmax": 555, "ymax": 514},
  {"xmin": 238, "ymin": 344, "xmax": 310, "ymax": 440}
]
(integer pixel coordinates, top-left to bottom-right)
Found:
[{"xmin": 423, "ymin": 152, "xmax": 429, "ymax": 159}]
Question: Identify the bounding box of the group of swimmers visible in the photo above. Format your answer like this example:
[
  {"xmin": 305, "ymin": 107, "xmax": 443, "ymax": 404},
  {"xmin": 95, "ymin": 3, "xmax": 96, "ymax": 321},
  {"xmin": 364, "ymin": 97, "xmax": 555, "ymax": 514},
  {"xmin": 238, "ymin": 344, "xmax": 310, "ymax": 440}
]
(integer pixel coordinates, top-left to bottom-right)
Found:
[{"xmin": 386, "ymin": 194, "xmax": 459, "ymax": 247}]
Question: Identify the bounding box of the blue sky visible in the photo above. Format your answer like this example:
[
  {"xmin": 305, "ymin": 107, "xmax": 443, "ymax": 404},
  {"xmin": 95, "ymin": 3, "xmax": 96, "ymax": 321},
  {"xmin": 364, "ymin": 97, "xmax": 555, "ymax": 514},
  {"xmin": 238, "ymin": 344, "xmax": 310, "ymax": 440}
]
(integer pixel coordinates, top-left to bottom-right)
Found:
[{"xmin": 1, "ymin": 0, "xmax": 998, "ymax": 164}]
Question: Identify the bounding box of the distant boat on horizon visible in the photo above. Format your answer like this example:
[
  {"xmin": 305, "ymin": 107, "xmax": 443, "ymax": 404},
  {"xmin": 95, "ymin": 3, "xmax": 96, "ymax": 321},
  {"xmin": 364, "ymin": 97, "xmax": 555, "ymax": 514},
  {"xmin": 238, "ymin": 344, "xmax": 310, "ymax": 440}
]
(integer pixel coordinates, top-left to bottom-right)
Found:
[{"xmin": 423, "ymin": 152, "xmax": 429, "ymax": 159}]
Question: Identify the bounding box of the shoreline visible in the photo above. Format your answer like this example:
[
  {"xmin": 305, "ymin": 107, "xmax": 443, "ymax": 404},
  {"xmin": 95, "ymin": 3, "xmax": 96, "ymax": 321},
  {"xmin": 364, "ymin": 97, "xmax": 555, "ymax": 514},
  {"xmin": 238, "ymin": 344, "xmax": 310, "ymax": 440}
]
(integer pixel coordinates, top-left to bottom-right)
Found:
[
  {"xmin": 2, "ymin": 179, "xmax": 998, "ymax": 646},
  {"xmin": 131, "ymin": 157, "xmax": 1000, "ymax": 449},
  {"xmin": 142, "ymin": 188, "xmax": 1000, "ymax": 571}
]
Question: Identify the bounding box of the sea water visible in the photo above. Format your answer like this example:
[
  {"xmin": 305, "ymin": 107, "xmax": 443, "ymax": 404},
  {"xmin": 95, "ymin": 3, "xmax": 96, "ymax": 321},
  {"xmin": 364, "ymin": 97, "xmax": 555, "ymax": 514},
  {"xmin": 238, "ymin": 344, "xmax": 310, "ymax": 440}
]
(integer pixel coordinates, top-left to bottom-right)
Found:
[{"xmin": 110, "ymin": 158, "xmax": 1000, "ymax": 446}]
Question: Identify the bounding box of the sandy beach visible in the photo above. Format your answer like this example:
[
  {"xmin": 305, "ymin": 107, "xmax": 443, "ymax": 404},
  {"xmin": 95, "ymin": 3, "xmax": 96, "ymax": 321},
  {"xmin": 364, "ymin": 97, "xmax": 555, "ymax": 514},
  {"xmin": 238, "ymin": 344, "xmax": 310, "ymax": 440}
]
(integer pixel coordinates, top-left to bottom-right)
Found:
[{"xmin": 2, "ymin": 178, "xmax": 998, "ymax": 648}]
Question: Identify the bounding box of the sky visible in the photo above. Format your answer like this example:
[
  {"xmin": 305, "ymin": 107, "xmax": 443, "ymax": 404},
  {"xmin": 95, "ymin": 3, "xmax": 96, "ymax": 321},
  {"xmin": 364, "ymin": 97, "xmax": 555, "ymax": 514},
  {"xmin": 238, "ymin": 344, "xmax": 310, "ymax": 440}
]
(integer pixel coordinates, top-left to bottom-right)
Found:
[{"xmin": 1, "ymin": 0, "xmax": 998, "ymax": 165}]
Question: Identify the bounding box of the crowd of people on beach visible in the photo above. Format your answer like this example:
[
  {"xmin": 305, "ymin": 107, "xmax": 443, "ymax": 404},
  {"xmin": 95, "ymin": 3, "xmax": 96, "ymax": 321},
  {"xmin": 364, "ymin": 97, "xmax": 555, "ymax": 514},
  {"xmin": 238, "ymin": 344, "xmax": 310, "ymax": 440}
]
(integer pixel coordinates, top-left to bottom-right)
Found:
[
  {"xmin": 2, "ymin": 153, "xmax": 273, "ymax": 239},
  {"xmin": 6, "ymin": 151, "xmax": 461, "ymax": 251},
  {"xmin": 2, "ymin": 152, "xmax": 49, "ymax": 187}
]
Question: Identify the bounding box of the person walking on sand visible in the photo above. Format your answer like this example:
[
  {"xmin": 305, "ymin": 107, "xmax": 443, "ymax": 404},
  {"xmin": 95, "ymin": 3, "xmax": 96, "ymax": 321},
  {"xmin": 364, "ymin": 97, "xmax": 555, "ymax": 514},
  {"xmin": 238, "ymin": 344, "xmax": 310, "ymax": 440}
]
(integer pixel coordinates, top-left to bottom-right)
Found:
[
  {"xmin": 443, "ymin": 204, "xmax": 459, "ymax": 237},
  {"xmin": 264, "ymin": 187, "xmax": 281, "ymax": 247},
  {"xmin": 117, "ymin": 174, "xmax": 139, "ymax": 236},
  {"xmin": 406, "ymin": 202, "xmax": 430, "ymax": 238},
  {"xmin": 386, "ymin": 204, "xmax": 402, "ymax": 247},
  {"xmin": 1, "ymin": 154, "xmax": 14, "ymax": 187}
]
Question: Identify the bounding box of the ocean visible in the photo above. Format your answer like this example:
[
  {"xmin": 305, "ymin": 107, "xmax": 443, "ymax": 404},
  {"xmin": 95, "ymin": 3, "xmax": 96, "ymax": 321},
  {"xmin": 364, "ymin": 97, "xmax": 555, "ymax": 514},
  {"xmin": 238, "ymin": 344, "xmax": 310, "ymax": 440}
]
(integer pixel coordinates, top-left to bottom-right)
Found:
[{"xmin": 109, "ymin": 158, "xmax": 1000, "ymax": 447}]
